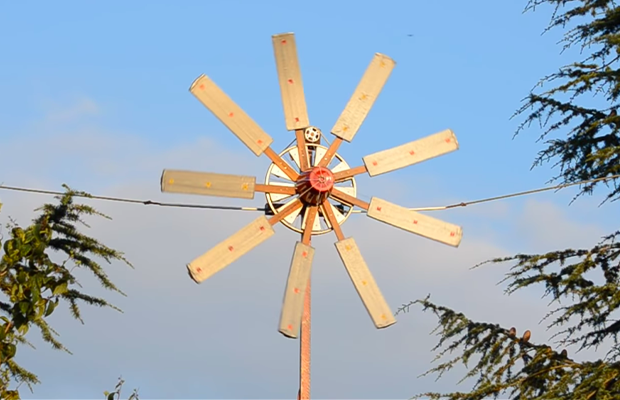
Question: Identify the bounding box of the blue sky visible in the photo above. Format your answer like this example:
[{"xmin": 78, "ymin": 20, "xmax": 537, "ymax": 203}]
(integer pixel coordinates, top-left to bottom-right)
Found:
[
  {"xmin": 1, "ymin": 1, "xmax": 618, "ymax": 399},
  {"xmin": 1, "ymin": 0, "xmax": 574, "ymax": 198}
]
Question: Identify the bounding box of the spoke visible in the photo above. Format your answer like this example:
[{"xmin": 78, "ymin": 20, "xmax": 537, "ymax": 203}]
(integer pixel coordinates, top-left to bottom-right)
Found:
[
  {"xmin": 269, "ymin": 198, "xmax": 304, "ymax": 226},
  {"xmin": 302, "ymin": 206, "xmax": 319, "ymax": 244},
  {"xmin": 295, "ymin": 129, "xmax": 311, "ymax": 172},
  {"xmin": 321, "ymin": 199, "xmax": 345, "ymax": 241},
  {"xmin": 271, "ymin": 166, "xmax": 295, "ymax": 181},
  {"xmin": 328, "ymin": 203, "xmax": 346, "ymax": 224},
  {"xmin": 284, "ymin": 202, "xmax": 304, "ymax": 224},
  {"xmin": 316, "ymin": 137, "xmax": 343, "ymax": 168},
  {"xmin": 264, "ymin": 147, "xmax": 300, "ymax": 181},
  {"xmin": 333, "ymin": 165, "xmax": 369, "ymax": 182},
  {"xmin": 266, "ymin": 182, "xmax": 296, "ymax": 202},
  {"xmin": 331, "ymin": 188, "xmax": 369, "ymax": 210},
  {"xmin": 254, "ymin": 184, "xmax": 297, "ymax": 196}
]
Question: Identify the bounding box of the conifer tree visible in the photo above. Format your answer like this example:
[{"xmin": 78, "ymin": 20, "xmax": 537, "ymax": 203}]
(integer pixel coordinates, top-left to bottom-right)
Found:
[
  {"xmin": 0, "ymin": 186, "xmax": 131, "ymax": 399},
  {"xmin": 104, "ymin": 377, "xmax": 139, "ymax": 400},
  {"xmin": 399, "ymin": 1, "xmax": 620, "ymax": 398}
]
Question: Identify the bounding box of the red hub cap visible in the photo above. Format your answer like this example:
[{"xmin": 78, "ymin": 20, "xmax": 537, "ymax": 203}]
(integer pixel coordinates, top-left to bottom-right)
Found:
[
  {"xmin": 296, "ymin": 167, "xmax": 335, "ymax": 205},
  {"xmin": 308, "ymin": 167, "xmax": 334, "ymax": 192}
]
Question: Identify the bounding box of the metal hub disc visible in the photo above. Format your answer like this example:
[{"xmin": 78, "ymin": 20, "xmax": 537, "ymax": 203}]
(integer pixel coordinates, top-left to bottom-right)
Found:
[{"xmin": 264, "ymin": 143, "xmax": 357, "ymax": 236}]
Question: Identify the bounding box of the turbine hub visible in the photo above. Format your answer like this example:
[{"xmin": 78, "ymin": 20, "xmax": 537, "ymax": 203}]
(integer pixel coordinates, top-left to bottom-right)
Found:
[{"xmin": 295, "ymin": 166, "xmax": 335, "ymax": 205}]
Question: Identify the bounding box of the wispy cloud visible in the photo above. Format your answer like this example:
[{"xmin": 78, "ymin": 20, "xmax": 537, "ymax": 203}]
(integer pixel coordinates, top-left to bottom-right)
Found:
[
  {"xmin": 1, "ymin": 101, "xmax": 613, "ymax": 399},
  {"xmin": 42, "ymin": 97, "xmax": 100, "ymax": 124}
]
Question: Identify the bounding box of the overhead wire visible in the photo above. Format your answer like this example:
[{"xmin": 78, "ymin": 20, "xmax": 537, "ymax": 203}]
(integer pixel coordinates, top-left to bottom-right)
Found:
[
  {"xmin": 0, "ymin": 185, "xmax": 266, "ymax": 211},
  {"xmin": 0, "ymin": 174, "xmax": 618, "ymax": 214},
  {"xmin": 415, "ymin": 173, "xmax": 620, "ymax": 212}
]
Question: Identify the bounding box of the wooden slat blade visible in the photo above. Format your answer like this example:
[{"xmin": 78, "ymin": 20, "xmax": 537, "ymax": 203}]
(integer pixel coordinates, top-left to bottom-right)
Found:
[
  {"xmin": 331, "ymin": 161, "xmax": 349, "ymax": 174},
  {"xmin": 272, "ymin": 33, "xmax": 310, "ymax": 131},
  {"xmin": 271, "ymin": 165, "xmax": 294, "ymax": 181},
  {"xmin": 367, "ymin": 197, "xmax": 462, "ymax": 247},
  {"xmin": 362, "ymin": 129, "xmax": 458, "ymax": 177},
  {"xmin": 322, "ymin": 202, "xmax": 346, "ymax": 228},
  {"xmin": 279, "ymin": 242, "xmax": 315, "ymax": 338},
  {"xmin": 190, "ymin": 75, "xmax": 274, "ymax": 156},
  {"xmin": 161, "ymin": 170, "xmax": 255, "ymax": 199},
  {"xmin": 303, "ymin": 206, "xmax": 322, "ymax": 232},
  {"xmin": 280, "ymin": 198, "xmax": 303, "ymax": 224},
  {"xmin": 330, "ymin": 203, "xmax": 346, "ymax": 223},
  {"xmin": 331, "ymin": 53, "xmax": 396, "ymax": 142},
  {"xmin": 289, "ymin": 147, "xmax": 302, "ymax": 169},
  {"xmin": 335, "ymin": 186, "xmax": 355, "ymax": 197},
  {"xmin": 313, "ymin": 146, "xmax": 327, "ymax": 167},
  {"xmin": 334, "ymin": 237, "xmax": 396, "ymax": 329},
  {"xmin": 187, "ymin": 216, "xmax": 275, "ymax": 283}
]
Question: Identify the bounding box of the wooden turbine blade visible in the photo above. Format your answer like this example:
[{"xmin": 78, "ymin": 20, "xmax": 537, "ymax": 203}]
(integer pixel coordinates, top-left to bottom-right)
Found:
[
  {"xmin": 335, "ymin": 237, "xmax": 396, "ymax": 329},
  {"xmin": 162, "ymin": 170, "xmax": 296, "ymax": 200},
  {"xmin": 331, "ymin": 53, "xmax": 395, "ymax": 142},
  {"xmin": 279, "ymin": 205, "xmax": 317, "ymax": 339},
  {"xmin": 367, "ymin": 198, "xmax": 462, "ymax": 247},
  {"xmin": 272, "ymin": 33, "xmax": 310, "ymax": 130},
  {"xmin": 278, "ymin": 242, "xmax": 315, "ymax": 338},
  {"xmin": 187, "ymin": 216, "xmax": 275, "ymax": 283},
  {"xmin": 190, "ymin": 75, "xmax": 274, "ymax": 156},
  {"xmin": 320, "ymin": 200, "xmax": 394, "ymax": 329},
  {"xmin": 362, "ymin": 129, "xmax": 459, "ymax": 177},
  {"xmin": 161, "ymin": 170, "xmax": 256, "ymax": 199}
]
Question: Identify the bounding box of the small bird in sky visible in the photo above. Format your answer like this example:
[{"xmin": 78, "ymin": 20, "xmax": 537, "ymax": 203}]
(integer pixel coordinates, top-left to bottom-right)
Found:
[{"xmin": 407, "ymin": 34, "xmax": 414, "ymax": 37}]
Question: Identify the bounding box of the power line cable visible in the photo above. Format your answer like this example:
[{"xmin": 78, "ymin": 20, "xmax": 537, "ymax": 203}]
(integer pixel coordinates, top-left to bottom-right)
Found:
[
  {"xmin": 0, "ymin": 185, "xmax": 265, "ymax": 212},
  {"xmin": 0, "ymin": 174, "xmax": 618, "ymax": 213},
  {"xmin": 400, "ymin": 173, "xmax": 620, "ymax": 212}
]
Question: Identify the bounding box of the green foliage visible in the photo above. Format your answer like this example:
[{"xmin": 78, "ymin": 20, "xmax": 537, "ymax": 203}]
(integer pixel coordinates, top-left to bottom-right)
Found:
[
  {"xmin": 480, "ymin": 231, "xmax": 620, "ymax": 354},
  {"xmin": 516, "ymin": 0, "xmax": 620, "ymax": 203},
  {"xmin": 0, "ymin": 185, "xmax": 131, "ymax": 399},
  {"xmin": 104, "ymin": 377, "xmax": 139, "ymax": 400},
  {"xmin": 400, "ymin": 1, "xmax": 620, "ymax": 399}
]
